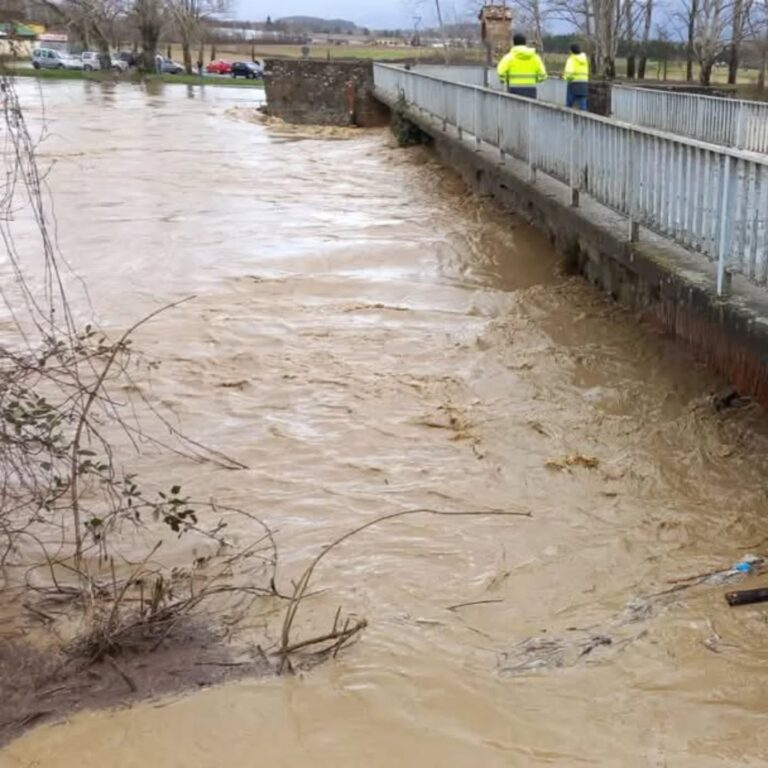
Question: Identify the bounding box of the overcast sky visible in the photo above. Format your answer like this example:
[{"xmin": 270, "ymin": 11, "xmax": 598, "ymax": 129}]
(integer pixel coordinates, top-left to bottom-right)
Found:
[{"xmin": 235, "ymin": 1, "xmax": 464, "ymax": 28}]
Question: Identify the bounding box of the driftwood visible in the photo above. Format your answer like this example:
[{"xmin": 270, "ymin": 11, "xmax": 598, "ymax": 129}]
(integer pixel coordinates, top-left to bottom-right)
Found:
[{"xmin": 725, "ymin": 587, "xmax": 768, "ymax": 606}]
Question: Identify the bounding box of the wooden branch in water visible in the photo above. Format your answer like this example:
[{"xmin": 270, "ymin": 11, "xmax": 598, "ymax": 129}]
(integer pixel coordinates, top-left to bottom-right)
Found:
[
  {"xmin": 725, "ymin": 587, "xmax": 768, "ymax": 606},
  {"xmin": 279, "ymin": 618, "xmax": 368, "ymax": 656},
  {"xmin": 447, "ymin": 598, "xmax": 504, "ymax": 611}
]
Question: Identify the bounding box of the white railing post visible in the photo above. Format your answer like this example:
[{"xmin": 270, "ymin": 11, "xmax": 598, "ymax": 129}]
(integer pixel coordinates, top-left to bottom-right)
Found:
[
  {"xmin": 628, "ymin": 127, "xmax": 639, "ymax": 243},
  {"xmin": 497, "ymin": 92, "xmax": 504, "ymax": 161},
  {"xmin": 527, "ymin": 101, "xmax": 536, "ymax": 182},
  {"xmin": 474, "ymin": 87, "xmax": 481, "ymax": 149},
  {"xmin": 442, "ymin": 80, "xmax": 448, "ymax": 132},
  {"xmin": 569, "ymin": 111, "xmax": 579, "ymax": 207},
  {"xmin": 633, "ymin": 88, "xmax": 639, "ymax": 125},
  {"xmin": 717, "ymin": 154, "xmax": 732, "ymax": 296},
  {"xmin": 735, "ymin": 102, "xmax": 745, "ymax": 150}
]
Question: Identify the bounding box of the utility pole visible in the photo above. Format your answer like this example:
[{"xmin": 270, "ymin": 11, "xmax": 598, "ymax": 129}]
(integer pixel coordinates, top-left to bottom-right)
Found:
[{"xmin": 434, "ymin": 0, "xmax": 450, "ymax": 64}]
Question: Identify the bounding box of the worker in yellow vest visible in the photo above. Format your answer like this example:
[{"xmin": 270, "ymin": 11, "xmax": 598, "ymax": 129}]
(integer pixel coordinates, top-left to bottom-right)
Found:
[
  {"xmin": 564, "ymin": 43, "xmax": 589, "ymax": 110},
  {"xmin": 497, "ymin": 33, "xmax": 547, "ymax": 99}
]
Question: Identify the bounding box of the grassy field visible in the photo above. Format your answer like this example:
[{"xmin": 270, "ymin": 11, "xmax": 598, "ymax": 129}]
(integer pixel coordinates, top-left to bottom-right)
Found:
[
  {"xmin": 195, "ymin": 42, "xmax": 460, "ymax": 63},
  {"xmin": 5, "ymin": 65, "xmax": 264, "ymax": 87}
]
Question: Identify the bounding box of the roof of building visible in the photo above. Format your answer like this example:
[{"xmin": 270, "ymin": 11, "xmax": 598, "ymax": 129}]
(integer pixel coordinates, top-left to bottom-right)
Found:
[{"xmin": 0, "ymin": 23, "xmax": 38, "ymax": 38}]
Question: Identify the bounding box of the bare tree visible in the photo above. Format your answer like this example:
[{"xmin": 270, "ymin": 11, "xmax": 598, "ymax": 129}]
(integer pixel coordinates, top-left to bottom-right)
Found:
[
  {"xmin": 548, "ymin": 0, "xmax": 593, "ymax": 46},
  {"xmin": 624, "ymin": 0, "xmax": 638, "ymax": 77},
  {"xmin": 550, "ymin": 0, "xmax": 625, "ymax": 78},
  {"xmin": 686, "ymin": 0, "xmax": 699, "ymax": 79},
  {"xmin": 132, "ymin": 0, "xmax": 163, "ymax": 71},
  {"xmin": 758, "ymin": 0, "xmax": 768, "ymax": 88},
  {"xmin": 637, "ymin": 0, "xmax": 654, "ymax": 77},
  {"xmin": 166, "ymin": 0, "xmax": 228, "ymax": 74},
  {"xmin": 695, "ymin": 0, "xmax": 730, "ymax": 84},
  {"xmin": 728, "ymin": 0, "xmax": 754, "ymax": 82},
  {"xmin": 592, "ymin": 0, "xmax": 621, "ymax": 77},
  {"xmin": 668, "ymin": 0, "xmax": 701, "ymax": 80},
  {"xmin": 433, "ymin": 0, "xmax": 451, "ymax": 62},
  {"xmin": 622, "ymin": 0, "xmax": 653, "ymax": 78},
  {"xmin": 654, "ymin": 21, "xmax": 673, "ymax": 79},
  {"xmin": 510, "ymin": 0, "xmax": 552, "ymax": 49}
]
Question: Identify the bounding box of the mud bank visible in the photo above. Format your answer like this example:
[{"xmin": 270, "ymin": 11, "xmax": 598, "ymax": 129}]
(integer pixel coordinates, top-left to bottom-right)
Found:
[{"xmin": 0, "ymin": 627, "xmax": 271, "ymax": 748}]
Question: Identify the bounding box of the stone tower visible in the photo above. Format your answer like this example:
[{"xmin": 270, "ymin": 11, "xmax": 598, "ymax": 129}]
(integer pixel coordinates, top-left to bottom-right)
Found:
[{"xmin": 478, "ymin": 4, "xmax": 513, "ymax": 63}]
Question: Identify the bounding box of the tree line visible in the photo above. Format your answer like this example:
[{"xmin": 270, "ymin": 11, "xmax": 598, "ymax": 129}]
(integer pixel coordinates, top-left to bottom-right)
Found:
[{"xmin": 2, "ymin": 0, "xmax": 231, "ymax": 74}]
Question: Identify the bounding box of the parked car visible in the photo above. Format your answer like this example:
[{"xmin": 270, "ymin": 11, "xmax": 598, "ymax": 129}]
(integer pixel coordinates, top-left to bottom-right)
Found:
[
  {"xmin": 206, "ymin": 59, "xmax": 232, "ymax": 75},
  {"xmin": 156, "ymin": 56, "xmax": 184, "ymax": 74},
  {"xmin": 81, "ymin": 51, "xmax": 99, "ymax": 70},
  {"xmin": 81, "ymin": 51, "xmax": 129, "ymax": 72},
  {"xmin": 231, "ymin": 61, "xmax": 262, "ymax": 80},
  {"xmin": 31, "ymin": 48, "xmax": 83, "ymax": 71},
  {"xmin": 117, "ymin": 51, "xmax": 139, "ymax": 67}
]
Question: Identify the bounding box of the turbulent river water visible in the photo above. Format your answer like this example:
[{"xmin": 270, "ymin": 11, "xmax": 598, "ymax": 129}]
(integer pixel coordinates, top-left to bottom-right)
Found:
[{"xmin": 3, "ymin": 80, "xmax": 768, "ymax": 767}]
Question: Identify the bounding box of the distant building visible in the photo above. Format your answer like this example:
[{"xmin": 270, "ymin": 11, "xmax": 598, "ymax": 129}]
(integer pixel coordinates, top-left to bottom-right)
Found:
[
  {"xmin": 211, "ymin": 27, "xmax": 283, "ymax": 42},
  {"xmin": 37, "ymin": 32, "xmax": 69, "ymax": 51},
  {"xmin": 0, "ymin": 22, "xmax": 38, "ymax": 56}
]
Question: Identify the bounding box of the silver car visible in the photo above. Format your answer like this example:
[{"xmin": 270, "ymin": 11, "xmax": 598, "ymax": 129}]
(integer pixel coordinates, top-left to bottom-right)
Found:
[
  {"xmin": 32, "ymin": 48, "xmax": 83, "ymax": 70},
  {"xmin": 81, "ymin": 51, "xmax": 129, "ymax": 72}
]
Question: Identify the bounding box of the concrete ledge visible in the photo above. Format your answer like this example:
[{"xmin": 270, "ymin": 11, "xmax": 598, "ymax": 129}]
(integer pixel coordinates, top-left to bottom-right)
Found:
[{"xmin": 376, "ymin": 90, "xmax": 768, "ymax": 405}]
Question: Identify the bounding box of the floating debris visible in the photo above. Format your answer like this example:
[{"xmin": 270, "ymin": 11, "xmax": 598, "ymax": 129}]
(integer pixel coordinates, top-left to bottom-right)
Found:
[
  {"xmin": 500, "ymin": 554, "xmax": 765, "ymax": 676},
  {"xmin": 545, "ymin": 454, "xmax": 600, "ymax": 471},
  {"xmin": 500, "ymin": 631, "xmax": 632, "ymax": 675}
]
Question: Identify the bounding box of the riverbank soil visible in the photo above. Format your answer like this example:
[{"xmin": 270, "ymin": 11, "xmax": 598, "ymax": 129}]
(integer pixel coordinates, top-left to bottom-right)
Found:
[{"xmin": 0, "ymin": 625, "xmax": 271, "ymax": 748}]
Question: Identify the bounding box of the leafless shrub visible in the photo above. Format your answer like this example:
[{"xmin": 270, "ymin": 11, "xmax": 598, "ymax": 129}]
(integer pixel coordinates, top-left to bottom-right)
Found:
[{"xmin": 0, "ymin": 69, "xmax": 276, "ymax": 660}]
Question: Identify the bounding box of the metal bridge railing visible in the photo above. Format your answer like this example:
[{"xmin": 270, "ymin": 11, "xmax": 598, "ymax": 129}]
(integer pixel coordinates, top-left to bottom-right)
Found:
[
  {"xmin": 408, "ymin": 64, "xmax": 568, "ymax": 105},
  {"xmin": 612, "ymin": 85, "xmax": 768, "ymax": 155},
  {"xmin": 373, "ymin": 63, "xmax": 768, "ymax": 295}
]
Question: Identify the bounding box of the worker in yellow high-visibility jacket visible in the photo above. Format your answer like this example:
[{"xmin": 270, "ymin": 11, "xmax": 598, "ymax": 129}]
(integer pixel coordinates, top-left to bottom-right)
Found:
[
  {"xmin": 564, "ymin": 43, "xmax": 590, "ymax": 110},
  {"xmin": 497, "ymin": 34, "xmax": 547, "ymax": 100}
]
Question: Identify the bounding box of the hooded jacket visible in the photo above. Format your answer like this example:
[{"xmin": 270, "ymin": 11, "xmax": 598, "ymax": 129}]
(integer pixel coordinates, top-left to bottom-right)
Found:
[
  {"xmin": 564, "ymin": 52, "xmax": 589, "ymax": 82},
  {"xmin": 497, "ymin": 45, "xmax": 547, "ymax": 86}
]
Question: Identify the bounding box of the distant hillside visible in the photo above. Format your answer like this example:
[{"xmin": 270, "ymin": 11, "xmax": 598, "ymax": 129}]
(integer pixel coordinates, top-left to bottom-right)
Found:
[{"xmin": 275, "ymin": 16, "xmax": 359, "ymax": 34}]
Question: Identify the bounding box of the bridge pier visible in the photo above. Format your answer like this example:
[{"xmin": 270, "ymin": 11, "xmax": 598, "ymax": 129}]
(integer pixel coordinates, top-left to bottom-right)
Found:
[
  {"xmin": 376, "ymin": 90, "xmax": 768, "ymax": 406},
  {"xmin": 263, "ymin": 60, "xmax": 389, "ymax": 127}
]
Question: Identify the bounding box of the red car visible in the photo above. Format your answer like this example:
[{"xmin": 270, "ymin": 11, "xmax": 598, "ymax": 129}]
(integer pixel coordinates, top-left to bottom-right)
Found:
[{"xmin": 206, "ymin": 59, "xmax": 232, "ymax": 75}]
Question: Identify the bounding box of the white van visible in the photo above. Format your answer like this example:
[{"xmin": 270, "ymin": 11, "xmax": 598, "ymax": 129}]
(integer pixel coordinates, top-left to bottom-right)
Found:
[
  {"xmin": 81, "ymin": 51, "xmax": 129, "ymax": 72},
  {"xmin": 31, "ymin": 48, "xmax": 83, "ymax": 70}
]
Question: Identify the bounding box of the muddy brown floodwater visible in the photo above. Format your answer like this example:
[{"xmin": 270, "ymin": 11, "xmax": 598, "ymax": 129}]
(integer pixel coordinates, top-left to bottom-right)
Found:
[{"xmin": 3, "ymin": 80, "xmax": 768, "ymax": 767}]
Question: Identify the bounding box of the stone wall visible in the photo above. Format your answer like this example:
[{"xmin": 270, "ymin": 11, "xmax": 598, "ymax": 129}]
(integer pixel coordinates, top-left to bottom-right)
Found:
[
  {"xmin": 588, "ymin": 81, "xmax": 611, "ymax": 116},
  {"xmin": 263, "ymin": 59, "xmax": 389, "ymax": 127},
  {"xmin": 479, "ymin": 5, "xmax": 513, "ymax": 62}
]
